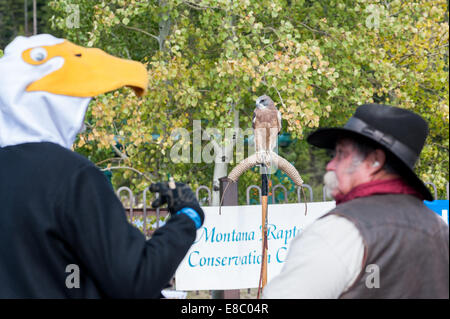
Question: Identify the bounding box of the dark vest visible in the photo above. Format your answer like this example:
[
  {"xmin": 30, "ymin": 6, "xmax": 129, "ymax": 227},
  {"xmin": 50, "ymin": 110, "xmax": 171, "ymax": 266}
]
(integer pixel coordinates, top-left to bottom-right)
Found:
[{"xmin": 323, "ymin": 194, "xmax": 449, "ymax": 299}]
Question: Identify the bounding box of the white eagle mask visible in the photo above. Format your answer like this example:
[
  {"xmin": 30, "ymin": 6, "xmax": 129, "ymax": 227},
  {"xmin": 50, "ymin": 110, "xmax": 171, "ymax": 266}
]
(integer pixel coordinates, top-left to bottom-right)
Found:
[
  {"xmin": 0, "ymin": 34, "xmax": 91, "ymax": 149},
  {"xmin": 0, "ymin": 34, "xmax": 147, "ymax": 149}
]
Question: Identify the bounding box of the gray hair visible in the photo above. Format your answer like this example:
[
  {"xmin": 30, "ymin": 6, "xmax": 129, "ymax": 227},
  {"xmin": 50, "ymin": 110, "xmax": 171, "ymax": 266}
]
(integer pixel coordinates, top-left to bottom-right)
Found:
[{"xmin": 339, "ymin": 136, "xmax": 399, "ymax": 175}]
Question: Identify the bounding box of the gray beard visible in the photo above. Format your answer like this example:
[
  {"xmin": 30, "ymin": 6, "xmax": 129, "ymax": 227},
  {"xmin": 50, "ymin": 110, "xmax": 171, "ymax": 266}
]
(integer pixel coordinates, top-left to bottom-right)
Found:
[{"xmin": 323, "ymin": 171, "xmax": 339, "ymax": 199}]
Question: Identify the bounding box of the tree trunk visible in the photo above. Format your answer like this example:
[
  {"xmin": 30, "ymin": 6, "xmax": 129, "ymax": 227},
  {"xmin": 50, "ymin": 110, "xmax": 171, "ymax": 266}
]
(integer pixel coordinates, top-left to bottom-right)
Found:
[
  {"xmin": 211, "ymin": 10, "xmax": 240, "ymax": 207},
  {"xmin": 211, "ymin": 106, "xmax": 239, "ymax": 205},
  {"xmin": 32, "ymin": 0, "xmax": 37, "ymax": 35},
  {"xmin": 24, "ymin": 0, "xmax": 28, "ymax": 35},
  {"xmin": 158, "ymin": 0, "xmax": 171, "ymax": 51}
]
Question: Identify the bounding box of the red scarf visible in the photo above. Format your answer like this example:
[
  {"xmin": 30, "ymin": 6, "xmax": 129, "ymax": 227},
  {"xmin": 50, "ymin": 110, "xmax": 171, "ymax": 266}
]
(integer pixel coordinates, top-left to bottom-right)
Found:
[{"xmin": 334, "ymin": 178, "xmax": 424, "ymax": 205}]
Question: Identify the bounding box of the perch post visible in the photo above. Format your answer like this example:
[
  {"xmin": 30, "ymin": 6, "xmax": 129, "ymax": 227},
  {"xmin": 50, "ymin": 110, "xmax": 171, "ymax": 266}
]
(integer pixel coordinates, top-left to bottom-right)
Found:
[
  {"xmin": 259, "ymin": 167, "xmax": 269, "ymax": 292},
  {"xmin": 225, "ymin": 151, "xmax": 304, "ymax": 298}
]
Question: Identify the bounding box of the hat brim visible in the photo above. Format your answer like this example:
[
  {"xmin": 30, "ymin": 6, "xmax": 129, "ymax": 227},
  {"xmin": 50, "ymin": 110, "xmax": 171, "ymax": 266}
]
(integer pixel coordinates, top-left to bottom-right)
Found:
[{"xmin": 307, "ymin": 127, "xmax": 434, "ymax": 201}]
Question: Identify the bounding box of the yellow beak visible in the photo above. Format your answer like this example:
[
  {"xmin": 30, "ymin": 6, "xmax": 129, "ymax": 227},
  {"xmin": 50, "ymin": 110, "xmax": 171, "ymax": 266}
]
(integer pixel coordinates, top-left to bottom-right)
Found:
[{"xmin": 22, "ymin": 40, "xmax": 148, "ymax": 97}]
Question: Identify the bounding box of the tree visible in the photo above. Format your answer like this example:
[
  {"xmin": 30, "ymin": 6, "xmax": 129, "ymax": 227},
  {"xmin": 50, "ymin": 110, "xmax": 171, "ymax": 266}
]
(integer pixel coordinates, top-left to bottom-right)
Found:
[
  {"xmin": 0, "ymin": 0, "xmax": 53, "ymax": 49},
  {"xmin": 43, "ymin": 0, "xmax": 448, "ymax": 199}
]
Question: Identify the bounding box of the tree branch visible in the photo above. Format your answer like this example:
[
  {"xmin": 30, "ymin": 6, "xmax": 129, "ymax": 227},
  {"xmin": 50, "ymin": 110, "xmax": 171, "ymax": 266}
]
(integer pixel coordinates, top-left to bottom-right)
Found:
[
  {"xmin": 95, "ymin": 157, "xmax": 123, "ymax": 166},
  {"xmin": 182, "ymin": 1, "xmax": 222, "ymax": 11},
  {"xmin": 120, "ymin": 24, "xmax": 160, "ymax": 42},
  {"xmin": 110, "ymin": 142, "xmax": 129, "ymax": 161},
  {"xmin": 101, "ymin": 166, "xmax": 154, "ymax": 181},
  {"xmin": 298, "ymin": 22, "xmax": 332, "ymax": 37}
]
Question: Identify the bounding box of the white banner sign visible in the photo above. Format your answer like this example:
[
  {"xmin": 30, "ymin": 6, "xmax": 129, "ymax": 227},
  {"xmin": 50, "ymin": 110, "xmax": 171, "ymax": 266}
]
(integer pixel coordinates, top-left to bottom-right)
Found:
[{"xmin": 175, "ymin": 201, "xmax": 336, "ymax": 291}]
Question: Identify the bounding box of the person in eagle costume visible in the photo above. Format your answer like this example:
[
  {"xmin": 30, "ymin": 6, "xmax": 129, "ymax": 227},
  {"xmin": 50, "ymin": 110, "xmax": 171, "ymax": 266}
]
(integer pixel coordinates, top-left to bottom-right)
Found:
[{"xmin": 0, "ymin": 34, "xmax": 204, "ymax": 298}]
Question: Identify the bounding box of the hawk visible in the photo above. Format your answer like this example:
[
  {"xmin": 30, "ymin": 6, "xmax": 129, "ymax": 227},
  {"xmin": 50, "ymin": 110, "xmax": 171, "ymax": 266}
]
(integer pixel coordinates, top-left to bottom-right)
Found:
[{"xmin": 252, "ymin": 95, "xmax": 282, "ymax": 164}]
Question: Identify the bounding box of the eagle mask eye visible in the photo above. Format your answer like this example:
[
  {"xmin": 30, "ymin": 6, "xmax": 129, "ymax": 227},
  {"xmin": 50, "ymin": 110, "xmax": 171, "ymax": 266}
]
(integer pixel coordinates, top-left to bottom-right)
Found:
[{"xmin": 29, "ymin": 47, "xmax": 48, "ymax": 62}]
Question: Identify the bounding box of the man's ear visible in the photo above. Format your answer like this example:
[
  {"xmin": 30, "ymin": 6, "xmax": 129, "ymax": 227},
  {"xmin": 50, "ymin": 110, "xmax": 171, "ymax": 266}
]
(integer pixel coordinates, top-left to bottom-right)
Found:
[{"xmin": 366, "ymin": 149, "xmax": 386, "ymax": 175}]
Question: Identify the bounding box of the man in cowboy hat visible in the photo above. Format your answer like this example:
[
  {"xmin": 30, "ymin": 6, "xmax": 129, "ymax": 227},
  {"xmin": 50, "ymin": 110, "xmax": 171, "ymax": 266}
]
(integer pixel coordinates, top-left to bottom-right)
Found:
[{"xmin": 263, "ymin": 104, "xmax": 449, "ymax": 299}]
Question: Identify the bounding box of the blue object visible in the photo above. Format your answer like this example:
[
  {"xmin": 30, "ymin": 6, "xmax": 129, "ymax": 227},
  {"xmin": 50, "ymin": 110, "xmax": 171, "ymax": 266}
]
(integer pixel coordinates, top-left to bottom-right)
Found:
[
  {"xmin": 424, "ymin": 200, "xmax": 449, "ymax": 225},
  {"xmin": 177, "ymin": 207, "xmax": 202, "ymax": 229},
  {"xmin": 102, "ymin": 170, "xmax": 113, "ymax": 189},
  {"xmin": 278, "ymin": 132, "xmax": 294, "ymax": 148}
]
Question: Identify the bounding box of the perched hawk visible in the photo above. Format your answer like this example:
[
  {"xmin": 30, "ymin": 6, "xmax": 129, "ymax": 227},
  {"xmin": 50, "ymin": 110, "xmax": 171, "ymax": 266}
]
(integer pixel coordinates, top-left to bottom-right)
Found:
[{"xmin": 252, "ymin": 95, "xmax": 282, "ymax": 164}]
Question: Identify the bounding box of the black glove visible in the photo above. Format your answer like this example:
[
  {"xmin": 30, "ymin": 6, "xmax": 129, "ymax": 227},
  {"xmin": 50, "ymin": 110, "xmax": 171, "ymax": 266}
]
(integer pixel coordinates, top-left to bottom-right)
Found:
[{"xmin": 149, "ymin": 182, "xmax": 205, "ymax": 226}]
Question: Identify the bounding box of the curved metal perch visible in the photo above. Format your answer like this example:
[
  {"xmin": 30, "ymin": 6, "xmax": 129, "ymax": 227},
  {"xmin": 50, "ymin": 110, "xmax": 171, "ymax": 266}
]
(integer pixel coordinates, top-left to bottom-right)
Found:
[{"xmin": 227, "ymin": 152, "xmax": 304, "ymax": 186}]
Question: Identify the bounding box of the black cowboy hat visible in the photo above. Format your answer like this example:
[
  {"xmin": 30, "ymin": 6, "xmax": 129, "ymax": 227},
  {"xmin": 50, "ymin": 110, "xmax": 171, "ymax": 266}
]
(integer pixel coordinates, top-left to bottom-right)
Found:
[{"xmin": 307, "ymin": 103, "xmax": 433, "ymax": 201}]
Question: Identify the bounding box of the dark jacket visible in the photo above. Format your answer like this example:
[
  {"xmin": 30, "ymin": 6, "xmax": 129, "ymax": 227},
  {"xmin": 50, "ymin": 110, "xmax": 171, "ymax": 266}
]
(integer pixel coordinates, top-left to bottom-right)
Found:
[
  {"xmin": 0, "ymin": 142, "xmax": 196, "ymax": 298},
  {"xmin": 324, "ymin": 194, "xmax": 449, "ymax": 299}
]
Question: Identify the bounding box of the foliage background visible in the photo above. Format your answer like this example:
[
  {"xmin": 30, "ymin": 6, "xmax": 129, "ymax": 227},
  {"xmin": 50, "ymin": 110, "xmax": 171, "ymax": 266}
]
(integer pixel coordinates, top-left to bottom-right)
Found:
[{"xmin": 0, "ymin": 0, "xmax": 448, "ymax": 202}]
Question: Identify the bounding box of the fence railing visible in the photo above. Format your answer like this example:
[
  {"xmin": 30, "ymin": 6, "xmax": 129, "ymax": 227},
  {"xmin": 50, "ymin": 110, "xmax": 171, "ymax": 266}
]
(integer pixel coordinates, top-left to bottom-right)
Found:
[{"xmin": 117, "ymin": 181, "xmax": 449, "ymax": 235}]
